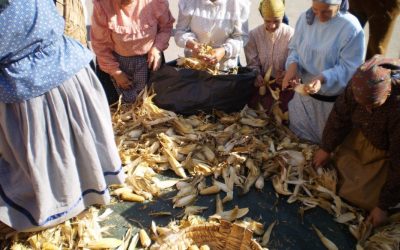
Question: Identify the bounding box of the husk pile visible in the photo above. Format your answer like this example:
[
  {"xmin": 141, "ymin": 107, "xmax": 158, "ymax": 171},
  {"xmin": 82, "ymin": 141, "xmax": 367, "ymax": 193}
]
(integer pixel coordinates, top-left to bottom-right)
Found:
[
  {"xmin": 363, "ymin": 221, "xmax": 400, "ymax": 250},
  {"xmin": 3, "ymin": 87, "xmax": 400, "ymax": 250},
  {"xmin": 3, "ymin": 208, "xmax": 123, "ymax": 250},
  {"xmin": 110, "ymin": 88, "xmax": 400, "ymax": 250}
]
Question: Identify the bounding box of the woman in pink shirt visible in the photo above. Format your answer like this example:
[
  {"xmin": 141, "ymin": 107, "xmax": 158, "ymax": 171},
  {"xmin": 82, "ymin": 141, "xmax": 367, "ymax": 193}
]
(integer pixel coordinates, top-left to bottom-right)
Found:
[{"xmin": 90, "ymin": 0, "xmax": 174, "ymax": 103}]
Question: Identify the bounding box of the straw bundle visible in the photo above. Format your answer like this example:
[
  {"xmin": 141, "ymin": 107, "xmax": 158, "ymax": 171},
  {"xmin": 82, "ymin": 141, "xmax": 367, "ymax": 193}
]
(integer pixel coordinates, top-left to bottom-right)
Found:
[{"xmin": 55, "ymin": 0, "xmax": 87, "ymax": 45}]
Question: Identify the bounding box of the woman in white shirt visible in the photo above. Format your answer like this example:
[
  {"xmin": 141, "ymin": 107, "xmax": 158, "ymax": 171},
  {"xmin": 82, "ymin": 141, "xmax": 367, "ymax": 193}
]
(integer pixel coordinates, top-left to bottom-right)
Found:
[{"xmin": 174, "ymin": 0, "xmax": 250, "ymax": 71}]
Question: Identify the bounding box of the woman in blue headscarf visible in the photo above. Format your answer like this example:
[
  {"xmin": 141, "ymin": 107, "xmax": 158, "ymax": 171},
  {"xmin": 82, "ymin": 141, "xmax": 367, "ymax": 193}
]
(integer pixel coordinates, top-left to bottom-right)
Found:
[
  {"xmin": 0, "ymin": 0, "xmax": 124, "ymax": 232},
  {"xmin": 282, "ymin": 0, "xmax": 365, "ymax": 144}
]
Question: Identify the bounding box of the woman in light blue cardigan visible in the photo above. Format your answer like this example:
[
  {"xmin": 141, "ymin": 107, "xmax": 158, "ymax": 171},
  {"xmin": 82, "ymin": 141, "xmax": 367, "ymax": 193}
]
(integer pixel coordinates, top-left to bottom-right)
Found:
[{"xmin": 282, "ymin": 0, "xmax": 365, "ymax": 144}]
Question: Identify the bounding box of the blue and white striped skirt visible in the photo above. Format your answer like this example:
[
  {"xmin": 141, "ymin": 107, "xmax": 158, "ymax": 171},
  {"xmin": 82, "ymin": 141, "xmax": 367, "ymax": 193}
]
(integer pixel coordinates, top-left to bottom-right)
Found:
[{"xmin": 0, "ymin": 66, "xmax": 125, "ymax": 232}]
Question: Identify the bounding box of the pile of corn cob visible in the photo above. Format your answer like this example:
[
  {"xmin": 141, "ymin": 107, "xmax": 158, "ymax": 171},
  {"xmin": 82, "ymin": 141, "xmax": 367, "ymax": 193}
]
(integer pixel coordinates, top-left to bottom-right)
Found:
[
  {"xmin": 110, "ymin": 88, "xmax": 400, "ymax": 250},
  {"xmin": 5, "ymin": 208, "xmax": 125, "ymax": 250}
]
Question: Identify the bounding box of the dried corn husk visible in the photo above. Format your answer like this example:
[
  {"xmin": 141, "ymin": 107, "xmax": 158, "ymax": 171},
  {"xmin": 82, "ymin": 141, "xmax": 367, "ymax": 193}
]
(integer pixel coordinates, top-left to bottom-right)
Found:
[
  {"xmin": 294, "ymin": 84, "xmax": 308, "ymax": 96},
  {"xmin": 261, "ymin": 220, "xmax": 276, "ymax": 247},
  {"xmin": 312, "ymin": 225, "xmax": 338, "ymax": 250},
  {"xmin": 139, "ymin": 229, "xmax": 151, "ymax": 248},
  {"xmin": 210, "ymin": 206, "xmax": 249, "ymax": 222},
  {"xmin": 120, "ymin": 192, "xmax": 146, "ymax": 202},
  {"xmin": 85, "ymin": 238, "xmax": 123, "ymax": 249},
  {"xmin": 199, "ymin": 185, "xmax": 220, "ymax": 195}
]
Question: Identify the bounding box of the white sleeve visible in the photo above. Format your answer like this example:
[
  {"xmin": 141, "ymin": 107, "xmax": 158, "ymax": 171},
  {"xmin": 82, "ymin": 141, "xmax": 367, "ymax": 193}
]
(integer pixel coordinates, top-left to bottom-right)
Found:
[
  {"xmin": 222, "ymin": 0, "xmax": 250, "ymax": 59},
  {"xmin": 174, "ymin": 0, "xmax": 198, "ymax": 48}
]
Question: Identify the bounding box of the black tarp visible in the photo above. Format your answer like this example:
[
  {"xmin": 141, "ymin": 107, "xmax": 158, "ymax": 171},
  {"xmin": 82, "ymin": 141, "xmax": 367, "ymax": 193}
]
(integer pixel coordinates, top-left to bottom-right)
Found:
[{"xmin": 148, "ymin": 62, "xmax": 257, "ymax": 115}]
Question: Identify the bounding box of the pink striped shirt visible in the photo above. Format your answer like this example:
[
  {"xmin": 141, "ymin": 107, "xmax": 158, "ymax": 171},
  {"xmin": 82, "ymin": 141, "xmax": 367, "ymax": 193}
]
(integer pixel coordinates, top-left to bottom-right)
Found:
[
  {"xmin": 90, "ymin": 0, "xmax": 175, "ymax": 74},
  {"xmin": 244, "ymin": 23, "xmax": 294, "ymax": 77}
]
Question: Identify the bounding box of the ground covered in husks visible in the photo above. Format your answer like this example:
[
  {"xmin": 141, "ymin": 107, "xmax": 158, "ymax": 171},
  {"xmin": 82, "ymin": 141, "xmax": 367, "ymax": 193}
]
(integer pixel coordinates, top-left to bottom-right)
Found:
[{"xmin": 2, "ymin": 88, "xmax": 400, "ymax": 250}]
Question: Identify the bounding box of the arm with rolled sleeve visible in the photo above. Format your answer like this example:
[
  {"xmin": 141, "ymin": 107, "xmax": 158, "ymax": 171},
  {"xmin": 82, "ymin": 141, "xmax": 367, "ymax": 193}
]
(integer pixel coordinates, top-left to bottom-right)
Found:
[
  {"xmin": 153, "ymin": 0, "xmax": 175, "ymax": 52},
  {"xmin": 321, "ymin": 28, "xmax": 365, "ymax": 91},
  {"xmin": 90, "ymin": 1, "xmax": 119, "ymax": 75},
  {"xmin": 222, "ymin": 1, "xmax": 250, "ymax": 59},
  {"xmin": 174, "ymin": 0, "xmax": 197, "ymax": 48}
]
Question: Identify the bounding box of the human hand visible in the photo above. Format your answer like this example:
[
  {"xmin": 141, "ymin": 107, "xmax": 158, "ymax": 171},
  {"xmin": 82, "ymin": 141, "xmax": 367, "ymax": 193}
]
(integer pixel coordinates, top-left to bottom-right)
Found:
[
  {"xmin": 186, "ymin": 40, "xmax": 201, "ymax": 56},
  {"xmin": 148, "ymin": 47, "xmax": 162, "ymax": 71},
  {"xmin": 255, "ymin": 74, "xmax": 265, "ymax": 87},
  {"xmin": 313, "ymin": 149, "xmax": 330, "ymax": 170},
  {"xmin": 211, "ymin": 47, "xmax": 226, "ymax": 64},
  {"xmin": 282, "ymin": 77, "xmax": 291, "ymax": 90},
  {"xmin": 275, "ymin": 70, "xmax": 285, "ymax": 85},
  {"xmin": 282, "ymin": 63, "xmax": 298, "ymax": 90},
  {"xmin": 112, "ymin": 70, "xmax": 132, "ymax": 90},
  {"xmin": 366, "ymin": 207, "xmax": 388, "ymax": 228},
  {"xmin": 199, "ymin": 47, "xmax": 225, "ymax": 65},
  {"xmin": 282, "ymin": 78, "xmax": 299, "ymax": 90},
  {"xmin": 304, "ymin": 76, "xmax": 323, "ymax": 94}
]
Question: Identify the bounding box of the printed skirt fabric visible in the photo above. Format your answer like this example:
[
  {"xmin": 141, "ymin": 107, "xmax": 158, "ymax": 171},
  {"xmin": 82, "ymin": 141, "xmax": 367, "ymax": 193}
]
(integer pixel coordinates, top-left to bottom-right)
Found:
[
  {"xmin": 288, "ymin": 93, "xmax": 334, "ymax": 144},
  {"xmin": 113, "ymin": 53, "xmax": 148, "ymax": 103},
  {"xmin": 0, "ymin": 66, "xmax": 124, "ymax": 232}
]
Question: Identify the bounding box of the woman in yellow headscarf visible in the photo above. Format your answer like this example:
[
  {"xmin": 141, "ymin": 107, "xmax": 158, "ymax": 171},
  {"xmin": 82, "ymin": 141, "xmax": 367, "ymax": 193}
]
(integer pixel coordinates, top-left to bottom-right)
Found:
[{"xmin": 245, "ymin": 0, "xmax": 294, "ymax": 118}]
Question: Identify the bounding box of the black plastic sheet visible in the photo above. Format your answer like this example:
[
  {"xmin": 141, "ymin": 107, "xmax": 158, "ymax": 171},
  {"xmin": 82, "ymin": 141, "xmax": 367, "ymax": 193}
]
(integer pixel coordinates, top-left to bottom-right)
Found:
[{"xmin": 148, "ymin": 62, "xmax": 257, "ymax": 115}]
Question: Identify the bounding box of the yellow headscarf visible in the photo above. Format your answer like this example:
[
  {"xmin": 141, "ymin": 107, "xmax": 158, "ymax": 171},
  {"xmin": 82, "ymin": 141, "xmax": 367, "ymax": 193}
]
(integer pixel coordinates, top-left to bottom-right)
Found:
[{"xmin": 259, "ymin": 0, "xmax": 285, "ymax": 19}]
